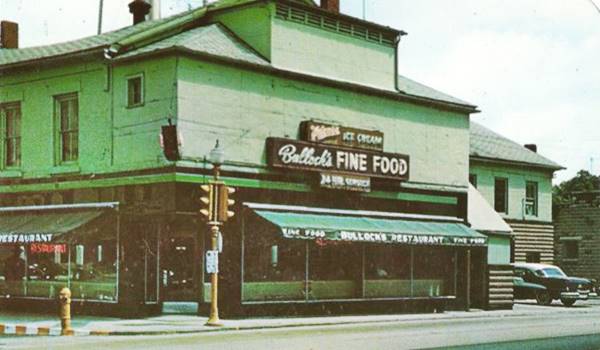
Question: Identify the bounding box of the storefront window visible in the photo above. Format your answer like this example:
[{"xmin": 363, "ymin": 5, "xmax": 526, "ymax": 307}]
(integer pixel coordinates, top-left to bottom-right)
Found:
[
  {"xmin": 413, "ymin": 247, "xmax": 456, "ymax": 297},
  {"xmin": 0, "ymin": 246, "xmax": 27, "ymax": 297},
  {"xmin": 364, "ymin": 245, "xmax": 411, "ymax": 298},
  {"xmin": 308, "ymin": 241, "xmax": 361, "ymax": 300},
  {"xmin": 68, "ymin": 239, "xmax": 117, "ymax": 301},
  {"xmin": 242, "ymin": 210, "xmax": 465, "ymax": 302},
  {"xmin": 243, "ymin": 215, "xmax": 306, "ymax": 301},
  {"xmin": 1, "ymin": 240, "xmax": 118, "ymax": 302},
  {"xmin": 244, "ymin": 237, "xmax": 305, "ymax": 282}
]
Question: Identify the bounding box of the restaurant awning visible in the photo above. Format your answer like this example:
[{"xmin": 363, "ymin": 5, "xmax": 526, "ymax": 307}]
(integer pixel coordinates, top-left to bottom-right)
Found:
[
  {"xmin": 0, "ymin": 203, "xmax": 117, "ymax": 244},
  {"xmin": 253, "ymin": 210, "xmax": 487, "ymax": 247}
]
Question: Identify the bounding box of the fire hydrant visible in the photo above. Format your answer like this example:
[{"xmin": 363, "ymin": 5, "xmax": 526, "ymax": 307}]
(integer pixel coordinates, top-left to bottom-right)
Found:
[{"xmin": 58, "ymin": 287, "xmax": 73, "ymax": 335}]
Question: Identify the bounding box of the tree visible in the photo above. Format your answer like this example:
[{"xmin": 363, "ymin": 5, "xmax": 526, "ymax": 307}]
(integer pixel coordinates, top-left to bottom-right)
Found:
[{"xmin": 553, "ymin": 170, "xmax": 600, "ymax": 217}]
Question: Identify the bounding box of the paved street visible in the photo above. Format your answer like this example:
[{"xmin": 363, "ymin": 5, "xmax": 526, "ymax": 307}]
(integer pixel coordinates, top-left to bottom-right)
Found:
[{"xmin": 2, "ymin": 300, "xmax": 600, "ymax": 349}]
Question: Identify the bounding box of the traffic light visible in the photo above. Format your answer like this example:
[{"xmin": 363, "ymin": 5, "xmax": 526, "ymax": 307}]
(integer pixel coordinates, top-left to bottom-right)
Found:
[
  {"xmin": 200, "ymin": 183, "xmax": 217, "ymax": 221},
  {"xmin": 200, "ymin": 183, "xmax": 235, "ymax": 223},
  {"xmin": 217, "ymin": 185, "xmax": 235, "ymax": 222}
]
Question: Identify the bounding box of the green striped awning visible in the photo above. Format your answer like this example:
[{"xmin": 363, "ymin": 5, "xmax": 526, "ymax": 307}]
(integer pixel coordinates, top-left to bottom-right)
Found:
[{"xmin": 254, "ymin": 210, "xmax": 487, "ymax": 247}]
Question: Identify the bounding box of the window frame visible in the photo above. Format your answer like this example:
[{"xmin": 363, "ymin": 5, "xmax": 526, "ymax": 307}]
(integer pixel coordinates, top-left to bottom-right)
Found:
[
  {"xmin": 494, "ymin": 177, "xmax": 508, "ymax": 214},
  {"xmin": 564, "ymin": 241, "xmax": 579, "ymax": 260},
  {"xmin": 525, "ymin": 181, "xmax": 538, "ymax": 217},
  {"xmin": 0, "ymin": 102, "xmax": 22, "ymax": 169},
  {"xmin": 126, "ymin": 73, "xmax": 145, "ymax": 108},
  {"xmin": 54, "ymin": 93, "xmax": 79, "ymax": 165}
]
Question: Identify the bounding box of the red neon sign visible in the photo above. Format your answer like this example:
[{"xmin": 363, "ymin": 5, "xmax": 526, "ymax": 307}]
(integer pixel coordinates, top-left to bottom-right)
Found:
[{"xmin": 30, "ymin": 244, "xmax": 67, "ymax": 254}]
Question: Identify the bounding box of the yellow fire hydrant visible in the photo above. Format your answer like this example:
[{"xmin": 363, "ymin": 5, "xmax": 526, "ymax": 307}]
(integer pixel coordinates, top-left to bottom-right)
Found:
[{"xmin": 58, "ymin": 287, "xmax": 73, "ymax": 336}]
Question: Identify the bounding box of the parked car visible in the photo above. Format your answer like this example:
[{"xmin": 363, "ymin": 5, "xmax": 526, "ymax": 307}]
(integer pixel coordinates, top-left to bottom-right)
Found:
[{"xmin": 512, "ymin": 263, "xmax": 592, "ymax": 306}]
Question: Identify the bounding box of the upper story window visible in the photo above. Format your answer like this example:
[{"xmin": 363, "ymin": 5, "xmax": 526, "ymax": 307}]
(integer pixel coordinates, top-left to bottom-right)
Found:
[
  {"xmin": 494, "ymin": 177, "xmax": 508, "ymax": 214},
  {"xmin": 468, "ymin": 174, "xmax": 477, "ymax": 188},
  {"xmin": 127, "ymin": 74, "xmax": 144, "ymax": 107},
  {"xmin": 1, "ymin": 102, "xmax": 21, "ymax": 168},
  {"xmin": 525, "ymin": 181, "xmax": 538, "ymax": 216},
  {"xmin": 55, "ymin": 93, "xmax": 79, "ymax": 163}
]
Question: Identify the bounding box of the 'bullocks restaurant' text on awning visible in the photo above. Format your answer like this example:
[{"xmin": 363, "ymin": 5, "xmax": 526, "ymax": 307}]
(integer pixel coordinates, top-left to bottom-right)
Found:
[{"xmin": 281, "ymin": 227, "xmax": 487, "ymax": 247}]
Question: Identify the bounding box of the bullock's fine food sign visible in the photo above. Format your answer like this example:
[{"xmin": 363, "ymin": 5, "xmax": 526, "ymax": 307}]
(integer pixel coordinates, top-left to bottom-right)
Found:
[{"xmin": 267, "ymin": 138, "xmax": 409, "ymax": 180}]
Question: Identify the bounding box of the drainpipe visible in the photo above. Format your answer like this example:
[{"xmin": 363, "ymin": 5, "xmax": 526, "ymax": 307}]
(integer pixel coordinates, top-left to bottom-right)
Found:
[{"xmin": 394, "ymin": 32, "xmax": 407, "ymax": 92}]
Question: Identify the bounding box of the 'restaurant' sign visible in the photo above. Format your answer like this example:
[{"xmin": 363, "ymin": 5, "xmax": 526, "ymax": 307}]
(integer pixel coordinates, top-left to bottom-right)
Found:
[
  {"xmin": 0, "ymin": 233, "xmax": 53, "ymax": 244},
  {"xmin": 267, "ymin": 138, "xmax": 409, "ymax": 181},
  {"xmin": 280, "ymin": 227, "xmax": 487, "ymax": 247},
  {"xmin": 300, "ymin": 121, "xmax": 384, "ymax": 151}
]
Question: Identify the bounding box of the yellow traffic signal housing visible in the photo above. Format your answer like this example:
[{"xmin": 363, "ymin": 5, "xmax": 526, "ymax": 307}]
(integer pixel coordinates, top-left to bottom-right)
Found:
[
  {"xmin": 200, "ymin": 183, "xmax": 235, "ymax": 223},
  {"xmin": 217, "ymin": 185, "xmax": 235, "ymax": 222},
  {"xmin": 200, "ymin": 183, "xmax": 217, "ymax": 221}
]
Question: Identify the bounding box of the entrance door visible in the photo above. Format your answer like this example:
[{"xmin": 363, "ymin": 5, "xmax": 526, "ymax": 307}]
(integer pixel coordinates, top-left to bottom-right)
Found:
[
  {"xmin": 160, "ymin": 236, "xmax": 197, "ymax": 301},
  {"xmin": 469, "ymin": 248, "xmax": 487, "ymax": 309}
]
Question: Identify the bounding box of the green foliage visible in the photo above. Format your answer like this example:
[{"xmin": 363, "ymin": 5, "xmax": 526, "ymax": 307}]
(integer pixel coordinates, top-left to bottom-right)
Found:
[{"xmin": 553, "ymin": 170, "xmax": 600, "ymax": 217}]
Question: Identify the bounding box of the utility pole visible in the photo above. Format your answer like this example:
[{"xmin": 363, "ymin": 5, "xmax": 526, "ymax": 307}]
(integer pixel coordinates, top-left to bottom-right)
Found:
[{"xmin": 97, "ymin": 0, "xmax": 104, "ymax": 35}]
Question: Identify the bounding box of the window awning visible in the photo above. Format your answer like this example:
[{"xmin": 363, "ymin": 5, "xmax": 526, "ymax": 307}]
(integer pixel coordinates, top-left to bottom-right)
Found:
[
  {"xmin": 253, "ymin": 210, "xmax": 487, "ymax": 247},
  {"xmin": 0, "ymin": 205, "xmax": 113, "ymax": 245},
  {"xmin": 467, "ymin": 184, "xmax": 512, "ymax": 235}
]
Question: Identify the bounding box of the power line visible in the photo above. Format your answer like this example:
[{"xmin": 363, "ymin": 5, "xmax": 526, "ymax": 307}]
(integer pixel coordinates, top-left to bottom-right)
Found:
[
  {"xmin": 363, "ymin": 0, "xmax": 366, "ymax": 20},
  {"xmin": 590, "ymin": 0, "xmax": 600, "ymax": 14},
  {"xmin": 97, "ymin": 0, "xmax": 103, "ymax": 35}
]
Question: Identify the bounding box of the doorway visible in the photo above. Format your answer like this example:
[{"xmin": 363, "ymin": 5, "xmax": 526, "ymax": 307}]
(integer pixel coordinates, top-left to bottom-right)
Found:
[{"xmin": 160, "ymin": 235, "xmax": 197, "ymax": 301}]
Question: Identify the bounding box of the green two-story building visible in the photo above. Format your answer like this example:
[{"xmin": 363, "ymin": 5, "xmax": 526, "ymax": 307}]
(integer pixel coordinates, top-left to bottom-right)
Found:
[
  {"xmin": 0, "ymin": 0, "xmax": 511, "ymax": 317},
  {"xmin": 469, "ymin": 122, "xmax": 563, "ymax": 265}
]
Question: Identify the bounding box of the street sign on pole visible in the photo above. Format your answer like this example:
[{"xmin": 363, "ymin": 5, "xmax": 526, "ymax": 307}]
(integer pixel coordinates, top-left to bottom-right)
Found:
[{"xmin": 206, "ymin": 250, "xmax": 219, "ymax": 274}]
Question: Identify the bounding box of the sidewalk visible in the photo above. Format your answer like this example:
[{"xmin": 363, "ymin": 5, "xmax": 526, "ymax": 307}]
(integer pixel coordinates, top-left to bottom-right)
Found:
[{"xmin": 1, "ymin": 300, "xmax": 598, "ymax": 337}]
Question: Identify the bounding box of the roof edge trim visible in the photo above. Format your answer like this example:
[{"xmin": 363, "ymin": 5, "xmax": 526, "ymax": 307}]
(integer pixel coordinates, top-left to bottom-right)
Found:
[
  {"xmin": 470, "ymin": 155, "xmax": 565, "ymax": 171},
  {"xmin": 0, "ymin": 202, "xmax": 120, "ymax": 213}
]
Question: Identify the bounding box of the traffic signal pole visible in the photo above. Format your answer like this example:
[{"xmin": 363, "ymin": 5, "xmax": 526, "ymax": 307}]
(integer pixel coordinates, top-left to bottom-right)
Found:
[
  {"xmin": 201, "ymin": 159, "xmax": 234, "ymax": 327},
  {"xmin": 205, "ymin": 162, "xmax": 222, "ymax": 327},
  {"xmin": 206, "ymin": 222, "xmax": 221, "ymax": 326}
]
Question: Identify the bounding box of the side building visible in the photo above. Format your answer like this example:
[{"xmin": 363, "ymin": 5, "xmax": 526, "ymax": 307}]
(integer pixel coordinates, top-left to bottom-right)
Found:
[
  {"xmin": 555, "ymin": 192, "xmax": 600, "ymax": 283},
  {"xmin": 0, "ymin": 0, "xmax": 489, "ymax": 317},
  {"xmin": 469, "ymin": 122, "xmax": 563, "ymax": 265}
]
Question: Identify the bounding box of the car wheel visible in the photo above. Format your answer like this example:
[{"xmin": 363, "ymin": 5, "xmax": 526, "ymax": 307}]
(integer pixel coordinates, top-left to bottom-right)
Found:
[
  {"xmin": 561, "ymin": 298, "xmax": 576, "ymax": 307},
  {"xmin": 535, "ymin": 290, "xmax": 552, "ymax": 306}
]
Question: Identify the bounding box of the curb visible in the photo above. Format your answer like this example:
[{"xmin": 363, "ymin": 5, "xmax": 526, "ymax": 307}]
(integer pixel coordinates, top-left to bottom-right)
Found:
[
  {"xmin": 100, "ymin": 306, "xmax": 600, "ymax": 336},
  {"xmin": 0, "ymin": 323, "xmax": 112, "ymax": 337},
  {"xmin": 1, "ymin": 304, "xmax": 597, "ymax": 337}
]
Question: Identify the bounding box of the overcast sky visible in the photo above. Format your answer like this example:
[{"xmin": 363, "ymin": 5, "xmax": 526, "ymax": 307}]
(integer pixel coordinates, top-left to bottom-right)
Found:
[{"xmin": 2, "ymin": 0, "xmax": 599, "ymax": 184}]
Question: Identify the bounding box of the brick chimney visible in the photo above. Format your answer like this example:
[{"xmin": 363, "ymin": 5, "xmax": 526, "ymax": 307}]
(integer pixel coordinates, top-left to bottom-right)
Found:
[
  {"xmin": 321, "ymin": 0, "xmax": 340, "ymax": 13},
  {"xmin": 129, "ymin": 0, "xmax": 152, "ymax": 25},
  {"xmin": 1, "ymin": 21, "xmax": 19, "ymax": 49},
  {"xmin": 524, "ymin": 144, "xmax": 537, "ymax": 153}
]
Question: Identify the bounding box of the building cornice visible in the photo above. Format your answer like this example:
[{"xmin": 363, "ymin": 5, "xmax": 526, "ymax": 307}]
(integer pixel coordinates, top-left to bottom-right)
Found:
[{"xmin": 470, "ymin": 156, "xmax": 564, "ymax": 172}]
